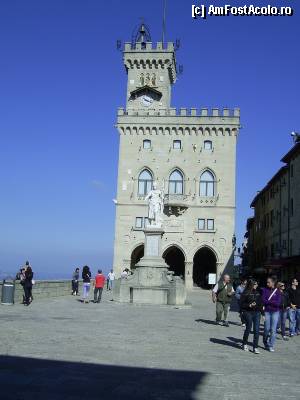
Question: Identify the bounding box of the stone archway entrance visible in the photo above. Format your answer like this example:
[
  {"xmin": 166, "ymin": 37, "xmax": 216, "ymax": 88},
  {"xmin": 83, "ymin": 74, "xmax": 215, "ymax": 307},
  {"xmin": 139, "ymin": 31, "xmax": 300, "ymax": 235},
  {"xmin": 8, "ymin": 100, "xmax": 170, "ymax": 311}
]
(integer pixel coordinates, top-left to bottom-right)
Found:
[
  {"xmin": 163, "ymin": 246, "xmax": 185, "ymax": 279},
  {"xmin": 131, "ymin": 245, "xmax": 144, "ymax": 269},
  {"xmin": 193, "ymin": 247, "xmax": 217, "ymax": 288}
]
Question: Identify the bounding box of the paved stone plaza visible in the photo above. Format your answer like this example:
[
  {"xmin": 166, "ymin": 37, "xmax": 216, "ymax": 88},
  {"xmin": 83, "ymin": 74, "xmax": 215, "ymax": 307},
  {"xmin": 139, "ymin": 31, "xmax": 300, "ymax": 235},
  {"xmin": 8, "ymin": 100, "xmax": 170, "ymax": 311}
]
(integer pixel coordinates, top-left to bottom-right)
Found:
[{"xmin": 0, "ymin": 290, "xmax": 299, "ymax": 400}]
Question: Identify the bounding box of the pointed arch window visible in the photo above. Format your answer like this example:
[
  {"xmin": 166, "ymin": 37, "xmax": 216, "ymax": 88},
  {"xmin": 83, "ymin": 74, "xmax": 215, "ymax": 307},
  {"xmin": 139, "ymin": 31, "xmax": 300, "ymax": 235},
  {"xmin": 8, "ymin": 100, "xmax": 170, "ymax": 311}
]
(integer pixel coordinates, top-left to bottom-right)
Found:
[
  {"xmin": 138, "ymin": 169, "xmax": 153, "ymax": 196},
  {"xmin": 169, "ymin": 169, "xmax": 184, "ymax": 195},
  {"xmin": 200, "ymin": 170, "xmax": 215, "ymax": 197}
]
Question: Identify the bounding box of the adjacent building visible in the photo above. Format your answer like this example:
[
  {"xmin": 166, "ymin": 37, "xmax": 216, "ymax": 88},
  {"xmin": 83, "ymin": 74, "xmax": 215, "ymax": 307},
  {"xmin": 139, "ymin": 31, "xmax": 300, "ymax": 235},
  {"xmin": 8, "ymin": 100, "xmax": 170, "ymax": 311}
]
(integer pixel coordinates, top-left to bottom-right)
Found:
[
  {"xmin": 112, "ymin": 25, "xmax": 240, "ymax": 288},
  {"xmin": 243, "ymin": 137, "xmax": 300, "ymax": 280}
]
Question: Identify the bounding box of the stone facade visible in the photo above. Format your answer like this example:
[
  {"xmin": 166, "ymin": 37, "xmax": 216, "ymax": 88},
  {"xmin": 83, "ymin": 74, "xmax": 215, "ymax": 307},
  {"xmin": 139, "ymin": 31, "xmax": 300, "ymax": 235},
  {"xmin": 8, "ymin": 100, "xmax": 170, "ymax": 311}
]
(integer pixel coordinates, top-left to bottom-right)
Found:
[
  {"xmin": 113, "ymin": 33, "xmax": 240, "ymax": 289},
  {"xmin": 244, "ymin": 141, "xmax": 300, "ymax": 280}
]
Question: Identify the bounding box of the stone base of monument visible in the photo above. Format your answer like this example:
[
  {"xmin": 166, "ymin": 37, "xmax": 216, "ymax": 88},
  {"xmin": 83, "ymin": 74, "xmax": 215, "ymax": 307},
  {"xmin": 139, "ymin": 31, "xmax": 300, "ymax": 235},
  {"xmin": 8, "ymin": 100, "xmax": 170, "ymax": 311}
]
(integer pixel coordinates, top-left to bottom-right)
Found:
[{"xmin": 113, "ymin": 227, "xmax": 187, "ymax": 306}]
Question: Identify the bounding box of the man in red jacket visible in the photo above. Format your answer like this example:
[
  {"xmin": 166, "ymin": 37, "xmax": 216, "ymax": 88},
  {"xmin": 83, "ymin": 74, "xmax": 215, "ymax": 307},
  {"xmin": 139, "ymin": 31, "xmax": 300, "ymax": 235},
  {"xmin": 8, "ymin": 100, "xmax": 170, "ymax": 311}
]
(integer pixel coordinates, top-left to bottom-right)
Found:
[{"xmin": 94, "ymin": 270, "xmax": 105, "ymax": 303}]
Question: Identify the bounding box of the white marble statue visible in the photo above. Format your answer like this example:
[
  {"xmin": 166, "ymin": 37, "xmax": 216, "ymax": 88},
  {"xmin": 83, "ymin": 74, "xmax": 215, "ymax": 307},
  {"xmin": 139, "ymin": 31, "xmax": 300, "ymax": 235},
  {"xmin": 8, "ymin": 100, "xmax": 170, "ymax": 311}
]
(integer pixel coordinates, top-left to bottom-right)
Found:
[{"xmin": 145, "ymin": 181, "xmax": 165, "ymax": 228}]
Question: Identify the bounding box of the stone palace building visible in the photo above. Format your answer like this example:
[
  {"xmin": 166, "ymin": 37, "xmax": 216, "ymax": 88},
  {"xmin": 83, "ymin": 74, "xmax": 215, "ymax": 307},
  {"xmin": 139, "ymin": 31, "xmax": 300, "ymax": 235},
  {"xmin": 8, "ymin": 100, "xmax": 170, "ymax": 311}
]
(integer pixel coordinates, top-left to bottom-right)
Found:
[
  {"xmin": 242, "ymin": 136, "xmax": 300, "ymax": 281},
  {"xmin": 112, "ymin": 25, "xmax": 240, "ymax": 288}
]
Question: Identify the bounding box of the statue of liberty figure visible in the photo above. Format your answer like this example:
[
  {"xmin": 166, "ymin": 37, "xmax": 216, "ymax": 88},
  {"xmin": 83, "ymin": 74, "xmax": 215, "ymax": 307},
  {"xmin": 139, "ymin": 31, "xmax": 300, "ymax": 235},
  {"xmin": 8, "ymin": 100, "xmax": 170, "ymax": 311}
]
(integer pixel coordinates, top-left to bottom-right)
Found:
[{"xmin": 145, "ymin": 181, "xmax": 165, "ymax": 228}]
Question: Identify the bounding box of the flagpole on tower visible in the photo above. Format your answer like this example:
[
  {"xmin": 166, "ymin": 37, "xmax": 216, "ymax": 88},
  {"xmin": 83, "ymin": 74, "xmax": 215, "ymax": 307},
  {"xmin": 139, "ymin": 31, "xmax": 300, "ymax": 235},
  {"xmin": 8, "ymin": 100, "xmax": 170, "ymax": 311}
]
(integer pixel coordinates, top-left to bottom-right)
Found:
[{"xmin": 162, "ymin": 0, "xmax": 167, "ymax": 45}]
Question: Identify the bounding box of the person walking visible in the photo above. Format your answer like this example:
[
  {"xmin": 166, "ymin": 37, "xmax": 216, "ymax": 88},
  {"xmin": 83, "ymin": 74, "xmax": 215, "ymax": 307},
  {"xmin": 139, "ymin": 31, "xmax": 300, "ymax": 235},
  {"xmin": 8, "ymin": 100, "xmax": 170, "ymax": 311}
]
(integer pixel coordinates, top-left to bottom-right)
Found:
[
  {"xmin": 235, "ymin": 278, "xmax": 247, "ymax": 327},
  {"xmin": 106, "ymin": 271, "xmax": 110, "ymax": 291},
  {"xmin": 82, "ymin": 266, "xmax": 91, "ymax": 304},
  {"xmin": 277, "ymin": 282, "xmax": 290, "ymax": 341},
  {"xmin": 18, "ymin": 267, "xmax": 26, "ymax": 304},
  {"xmin": 212, "ymin": 274, "xmax": 235, "ymax": 327},
  {"xmin": 262, "ymin": 277, "xmax": 282, "ymax": 352},
  {"xmin": 24, "ymin": 266, "xmax": 33, "ymax": 306},
  {"xmin": 240, "ymin": 279, "xmax": 263, "ymax": 354},
  {"xmin": 71, "ymin": 268, "xmax": 80, "ymax": 295},
  {"xmin": 94, "ymin": 270, "xmax": 105, "ymax": 303},
  {"xmin": 107, "ymin": 269, "xmax": 115, "ymax": 291},
  {"xmin": 287, "ymin": 278, "xmax": 300, "ymax": 337}
]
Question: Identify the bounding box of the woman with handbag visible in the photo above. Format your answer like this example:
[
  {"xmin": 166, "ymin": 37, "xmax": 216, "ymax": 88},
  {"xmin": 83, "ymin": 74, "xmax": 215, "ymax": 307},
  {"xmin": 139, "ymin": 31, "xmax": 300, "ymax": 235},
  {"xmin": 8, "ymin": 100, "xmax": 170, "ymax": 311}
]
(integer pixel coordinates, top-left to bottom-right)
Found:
[
  {"xmin": 262, "ymin": 277, "xmax": 282, "ymax": 352},
  {"xmin": 240, "ymin": 279, "xmax": 263, "ymax": 354}
]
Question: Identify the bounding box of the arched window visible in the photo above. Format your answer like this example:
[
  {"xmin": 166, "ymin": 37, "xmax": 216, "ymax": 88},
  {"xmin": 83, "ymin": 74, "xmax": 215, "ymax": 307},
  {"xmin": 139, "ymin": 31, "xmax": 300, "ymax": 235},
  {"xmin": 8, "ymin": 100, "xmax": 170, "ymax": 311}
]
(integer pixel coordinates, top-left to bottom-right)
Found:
[
  {"xmin": 138, "ymin": 169, "xmax": 153, "ymax": 196},
  {"xmin": 204, "ymin": 140, "xmax": 212, "ymax": 150},
  {"xmin": 169, "ymin": 169, "xmax": 184, "ymax": 195},
  {"xmin": 200, "ymin": 170, "xmax": 215, "ymax": 197}
]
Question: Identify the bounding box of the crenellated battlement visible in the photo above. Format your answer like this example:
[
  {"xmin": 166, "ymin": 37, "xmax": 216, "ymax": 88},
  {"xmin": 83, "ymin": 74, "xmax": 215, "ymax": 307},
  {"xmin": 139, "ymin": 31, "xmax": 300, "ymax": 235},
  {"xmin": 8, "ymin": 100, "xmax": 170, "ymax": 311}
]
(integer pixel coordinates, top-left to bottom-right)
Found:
[
  {"xmin": 117, "ymin": 107, "xmax": 240, "ymax": 118},
  {"xmin": 124, "ymin": 42, "xmax": 175, "ymax": 52}
]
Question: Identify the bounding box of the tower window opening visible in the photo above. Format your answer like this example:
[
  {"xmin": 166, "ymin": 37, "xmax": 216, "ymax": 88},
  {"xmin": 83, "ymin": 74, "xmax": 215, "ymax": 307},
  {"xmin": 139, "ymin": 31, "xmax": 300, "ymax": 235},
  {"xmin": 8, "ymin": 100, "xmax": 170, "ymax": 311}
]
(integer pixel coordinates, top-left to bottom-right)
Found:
[
  {"xmin": 204, "ymin": 140, "xmax": 213, "ymax": 150},
  {"xmin": 143, "ymin": 140, "xmax": 151, "ymax": 149},
  {"xmin": 173, "ymin": 140, "xmax": 181, "ymax": 150}
]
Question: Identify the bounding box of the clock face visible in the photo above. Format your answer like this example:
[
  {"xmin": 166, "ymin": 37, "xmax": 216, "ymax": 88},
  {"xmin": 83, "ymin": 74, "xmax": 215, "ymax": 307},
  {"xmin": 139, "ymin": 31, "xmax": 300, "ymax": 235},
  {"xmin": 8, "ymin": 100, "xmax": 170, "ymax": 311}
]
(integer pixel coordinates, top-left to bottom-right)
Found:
[{"xmin": 141, "ymin": 95, "xmax": 153, "ymax": 107}]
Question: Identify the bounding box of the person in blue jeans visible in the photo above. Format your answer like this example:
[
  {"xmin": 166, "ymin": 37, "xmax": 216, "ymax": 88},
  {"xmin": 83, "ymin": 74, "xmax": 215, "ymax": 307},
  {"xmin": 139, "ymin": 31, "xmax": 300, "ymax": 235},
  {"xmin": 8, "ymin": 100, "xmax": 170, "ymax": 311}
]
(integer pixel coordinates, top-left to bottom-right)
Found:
[
  {"xmin": 235, "ymin": 278, "xmax": 247, "ymax": 327},
  {"xmin": 277, "ymin": 282, "xmax": 290, "ymax": 340},
  {"xmin": 287, "ymin": 278, "xmax": 300, "ymax": 337},
  {"xmin": 261, "ymin": 277, "xmax": 282, "ymax": 352},
  {"xmin": 240, "ymin": 279, "xmax": 263, "ymax": 354}
]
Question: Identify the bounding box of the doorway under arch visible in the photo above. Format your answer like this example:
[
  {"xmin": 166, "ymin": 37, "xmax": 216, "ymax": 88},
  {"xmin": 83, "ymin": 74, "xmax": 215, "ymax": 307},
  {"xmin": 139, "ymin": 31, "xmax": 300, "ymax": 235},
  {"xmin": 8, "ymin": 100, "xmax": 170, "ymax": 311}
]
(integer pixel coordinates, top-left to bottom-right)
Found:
[
  {"xmin": 193, "ymin": 247, "xmax": 217, "ymax": 288},
  {"xmin": 163, "ymin": 246, "xmax": 185, "ymax": 279},
  {"xmin": 131, "ymin": 244, "xmax": 144, "ymax": 269}
]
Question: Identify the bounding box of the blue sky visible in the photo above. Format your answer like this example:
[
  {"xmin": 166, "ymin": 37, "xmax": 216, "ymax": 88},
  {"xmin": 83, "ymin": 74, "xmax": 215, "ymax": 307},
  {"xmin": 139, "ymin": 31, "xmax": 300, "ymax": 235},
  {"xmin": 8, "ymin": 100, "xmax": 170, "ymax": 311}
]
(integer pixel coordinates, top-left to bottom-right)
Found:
[{"xmin": 0, "ymin": 1, "xmax": 299, "ymax": 278}]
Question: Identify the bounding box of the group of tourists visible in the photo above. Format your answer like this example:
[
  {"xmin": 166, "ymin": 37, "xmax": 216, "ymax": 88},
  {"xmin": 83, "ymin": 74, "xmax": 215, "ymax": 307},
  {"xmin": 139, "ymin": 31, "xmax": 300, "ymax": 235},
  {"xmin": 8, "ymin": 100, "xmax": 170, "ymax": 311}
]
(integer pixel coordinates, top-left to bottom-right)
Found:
[
  {"xmin": 71, "ymin": 267, "xmax": 116, "ymax": 303},
  {"xmin": 213, "ymin": 274, "xmax": 300, "ymax": 354},
  {"xmin": 15, "ymin": 261, "xmax": 34, "ymax": 306}
]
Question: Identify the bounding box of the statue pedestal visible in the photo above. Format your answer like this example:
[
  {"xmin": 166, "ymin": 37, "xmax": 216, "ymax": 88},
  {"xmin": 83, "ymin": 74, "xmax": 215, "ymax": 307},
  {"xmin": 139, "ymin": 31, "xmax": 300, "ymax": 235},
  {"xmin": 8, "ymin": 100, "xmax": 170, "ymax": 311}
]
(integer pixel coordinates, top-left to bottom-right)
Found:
[
  {"xmin": 135, "ymin": 227, "xmax": 169, "ymax": 287},
  {"xmin": 113, "ymin": 226, "xmax": 187, "ymax": 306}
]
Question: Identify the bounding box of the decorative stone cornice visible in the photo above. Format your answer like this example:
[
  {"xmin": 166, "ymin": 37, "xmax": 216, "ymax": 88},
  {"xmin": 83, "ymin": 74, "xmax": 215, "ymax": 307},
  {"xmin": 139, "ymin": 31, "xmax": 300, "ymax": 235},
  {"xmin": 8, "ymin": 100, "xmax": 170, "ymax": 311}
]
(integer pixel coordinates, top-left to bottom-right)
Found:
[{"xmin": 116, "ymin": 124, "xmax": 239, "ymax": 137}]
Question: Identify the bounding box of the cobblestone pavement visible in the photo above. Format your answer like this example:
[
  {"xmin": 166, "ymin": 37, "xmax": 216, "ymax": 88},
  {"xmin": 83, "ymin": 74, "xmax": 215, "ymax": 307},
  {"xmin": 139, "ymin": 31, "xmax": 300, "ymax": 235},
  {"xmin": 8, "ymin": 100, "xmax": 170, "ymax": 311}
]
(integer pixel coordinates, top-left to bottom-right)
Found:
[{"xmin": 0, "ymin": 290, "xmax": 299, "ymax": 400}]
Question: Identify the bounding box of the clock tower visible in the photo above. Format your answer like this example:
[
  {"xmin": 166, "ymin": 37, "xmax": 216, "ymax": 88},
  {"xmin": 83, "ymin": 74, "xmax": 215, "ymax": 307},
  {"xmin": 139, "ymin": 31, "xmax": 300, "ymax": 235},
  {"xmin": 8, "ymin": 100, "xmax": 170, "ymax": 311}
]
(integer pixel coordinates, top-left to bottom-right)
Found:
[
  {"xmin": 124, "ymin": 24, "xmax": 176, "ymax": 111},
  {"xmin": 113, "ymin": 23, "xmax": 240, "ymax": 290}
]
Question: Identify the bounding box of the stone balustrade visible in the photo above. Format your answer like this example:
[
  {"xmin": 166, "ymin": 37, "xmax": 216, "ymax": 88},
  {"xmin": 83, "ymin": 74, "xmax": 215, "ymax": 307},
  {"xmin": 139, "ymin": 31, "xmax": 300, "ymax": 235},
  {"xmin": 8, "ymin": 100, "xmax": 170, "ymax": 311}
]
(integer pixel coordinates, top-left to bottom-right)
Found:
[{"xmin": 0, "ymin": 280, "xmax": 83, "ymax": 304}]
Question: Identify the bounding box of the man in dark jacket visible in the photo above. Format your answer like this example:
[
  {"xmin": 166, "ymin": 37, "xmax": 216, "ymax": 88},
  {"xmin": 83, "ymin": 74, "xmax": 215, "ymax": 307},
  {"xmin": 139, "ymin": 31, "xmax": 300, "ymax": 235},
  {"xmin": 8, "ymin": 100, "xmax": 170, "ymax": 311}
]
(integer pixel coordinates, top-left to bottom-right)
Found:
[
  {"xmin": 288, "ymin": 278, "xmax": 300, "ymax": 336},
  {"xmin": 212, "ymin": 274, "xmax": 234, "ymax": 327},
  {"xmin": 277, "ymin": 282, "xmax": 290, "ymax": 340}
]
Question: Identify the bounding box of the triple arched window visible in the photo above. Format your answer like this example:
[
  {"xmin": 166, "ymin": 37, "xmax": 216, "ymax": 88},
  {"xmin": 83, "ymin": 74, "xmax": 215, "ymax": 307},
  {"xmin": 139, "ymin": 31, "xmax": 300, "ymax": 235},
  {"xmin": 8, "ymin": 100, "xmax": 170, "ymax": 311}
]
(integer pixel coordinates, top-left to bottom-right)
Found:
[
  {"xmin": 138, "ymin": 169, "xmax": 153, "ymax": 196},
  {"xmin": 168, "ymin": 169, "xmax": 184, "ymax": 195},
  {"xmin": 200, "ymin": 170, "xmax": 215, "ymax": 197},
  {"xmin": 137, "ymin": 168, "xmax": 216, "ymax": 197}
]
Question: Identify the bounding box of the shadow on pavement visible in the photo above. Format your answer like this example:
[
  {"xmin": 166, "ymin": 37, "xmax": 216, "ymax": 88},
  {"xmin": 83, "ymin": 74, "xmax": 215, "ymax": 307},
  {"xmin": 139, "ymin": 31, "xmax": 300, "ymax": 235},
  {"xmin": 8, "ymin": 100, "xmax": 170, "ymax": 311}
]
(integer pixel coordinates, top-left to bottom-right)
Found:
[
  {"xmin": 227, "ymin": 320, "xmax": 241, "ymax": 327},
  {"xmin": 195, "ymin": 318, "xmax": 216, "ymax": 325},
  {"xmin": 0, "ymin": 355, "xmax": 207, "ymax": 400},
  {"xmin": 210, "ymin": 338, "xmax": 241, "ymax": 349},
  {"xmin": 227, "ymin": 336, "xmax": 243, "ymax": 345}
]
